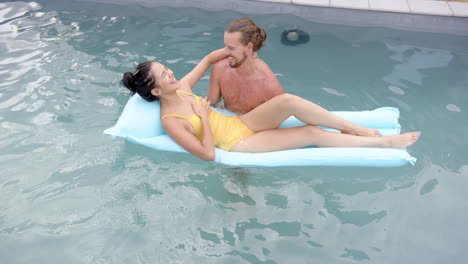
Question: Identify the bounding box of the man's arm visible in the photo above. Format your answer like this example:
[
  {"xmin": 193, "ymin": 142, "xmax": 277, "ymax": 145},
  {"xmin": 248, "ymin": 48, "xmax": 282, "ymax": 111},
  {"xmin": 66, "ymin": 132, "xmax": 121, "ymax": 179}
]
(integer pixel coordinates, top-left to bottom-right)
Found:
[{"xmin": 207, "ymin": 61, "xmax": 224, "ymax": 106}]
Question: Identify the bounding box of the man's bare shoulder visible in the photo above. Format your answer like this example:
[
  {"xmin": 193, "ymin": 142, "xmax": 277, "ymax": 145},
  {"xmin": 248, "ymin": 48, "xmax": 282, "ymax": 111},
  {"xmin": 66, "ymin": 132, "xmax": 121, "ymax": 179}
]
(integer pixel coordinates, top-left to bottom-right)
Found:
[
  {"xmin": 255, "ymin": 58, "xmax": 284, "ymax": 93},
  {"xmin": 256, "ymin": 59, "xmax": 281, "ymax": 82},
  {"xmin": 256, "ymin": 59, "xmax": 277, "ymax": 78}
]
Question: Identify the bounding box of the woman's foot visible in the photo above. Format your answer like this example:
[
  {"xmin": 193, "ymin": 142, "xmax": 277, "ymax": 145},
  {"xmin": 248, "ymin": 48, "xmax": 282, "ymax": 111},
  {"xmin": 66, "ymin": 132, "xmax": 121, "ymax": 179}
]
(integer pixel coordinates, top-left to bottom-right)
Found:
[
  {"xmin": 384, "ymin": 132, "xmax": 420, "ymax": 148},
  {"xmin": 343, "ymin": 126, "xmax": 380, "ymax": 137}
]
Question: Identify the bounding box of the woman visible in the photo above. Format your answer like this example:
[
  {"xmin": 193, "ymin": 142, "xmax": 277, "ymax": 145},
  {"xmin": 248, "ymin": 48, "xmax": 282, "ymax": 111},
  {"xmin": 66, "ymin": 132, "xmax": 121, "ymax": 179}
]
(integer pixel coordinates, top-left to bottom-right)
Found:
[{"xmin": 122, "ymin": 49, "xmax": 419, "ymax": 161}]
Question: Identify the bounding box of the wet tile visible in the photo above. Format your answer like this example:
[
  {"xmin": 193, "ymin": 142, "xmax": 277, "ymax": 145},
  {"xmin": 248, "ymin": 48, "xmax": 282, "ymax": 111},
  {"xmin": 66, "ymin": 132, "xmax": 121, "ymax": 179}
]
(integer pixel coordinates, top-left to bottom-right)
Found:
[
  {"xmin": 408, "ymin": 0, "xmax": 453, "ymax": 16},
  {"xmin": 370, "ymin": 0, "xmax": 410, "ymax": 13},
  {"xmin": 331, "ymin": 0, "xmax": 369, "ymax": 10},
  {"xmin": 292, "ymin": 0, "xmax": 330, "ymax": 7},
  {"xmin": 255, "ymin": 0, "xmax": 292, "ymax": 4},
  {"xmin": 448, "ymin": 1, "xmax": 468, "ymax": 17}
]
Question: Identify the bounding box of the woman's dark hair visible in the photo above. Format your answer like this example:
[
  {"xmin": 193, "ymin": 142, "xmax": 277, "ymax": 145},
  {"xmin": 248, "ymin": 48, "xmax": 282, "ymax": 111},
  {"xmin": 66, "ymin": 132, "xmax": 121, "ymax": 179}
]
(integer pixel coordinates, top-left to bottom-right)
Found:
[
  {"xmin": 121, "ymin": 61, "xmax": 159, "ymax": 102},
  {"xmin": 226, "ymin": 17, "xmax": 267, "ymax": 52}
]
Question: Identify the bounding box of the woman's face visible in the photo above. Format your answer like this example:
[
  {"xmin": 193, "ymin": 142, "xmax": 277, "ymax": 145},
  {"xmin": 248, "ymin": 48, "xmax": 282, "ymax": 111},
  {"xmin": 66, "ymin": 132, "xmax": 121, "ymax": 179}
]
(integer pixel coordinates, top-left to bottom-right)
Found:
[{"xmin": 150, "ymin": 62, "xmax": 179, "ymax": 95}]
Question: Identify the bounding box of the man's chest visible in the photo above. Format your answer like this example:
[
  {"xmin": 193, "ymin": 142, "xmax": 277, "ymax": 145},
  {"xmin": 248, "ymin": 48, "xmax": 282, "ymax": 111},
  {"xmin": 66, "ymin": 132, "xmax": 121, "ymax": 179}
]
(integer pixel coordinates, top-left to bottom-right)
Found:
[{"xmin": 219, "ymin": 74, "xmax": 267, "ymax": 96}]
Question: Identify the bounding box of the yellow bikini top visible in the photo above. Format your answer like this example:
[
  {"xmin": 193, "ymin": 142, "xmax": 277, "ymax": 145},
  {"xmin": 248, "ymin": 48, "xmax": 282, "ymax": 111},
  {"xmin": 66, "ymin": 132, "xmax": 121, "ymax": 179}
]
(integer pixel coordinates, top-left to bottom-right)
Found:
[{"xmin": 161, "ymin": 90, "xmax": 203, "ymax": 140}]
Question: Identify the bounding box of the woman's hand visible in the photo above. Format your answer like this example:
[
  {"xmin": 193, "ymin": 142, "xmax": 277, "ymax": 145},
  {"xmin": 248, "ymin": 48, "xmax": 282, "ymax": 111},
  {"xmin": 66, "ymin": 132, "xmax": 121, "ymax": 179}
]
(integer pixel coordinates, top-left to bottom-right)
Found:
[
  {"xmin": 181, "ymin": 49, "xmax": 228, "ymax": 90},
  {"xmin": 164, "ymin": 97, "xmax": 215, "ymax": 161},
  {"xmin": 192, "ymin": 97, "xmax": 212, "ymax": 119},
  {"xmin": 206, "ymin": 48, "xmax": 229, "ymax": 64}
]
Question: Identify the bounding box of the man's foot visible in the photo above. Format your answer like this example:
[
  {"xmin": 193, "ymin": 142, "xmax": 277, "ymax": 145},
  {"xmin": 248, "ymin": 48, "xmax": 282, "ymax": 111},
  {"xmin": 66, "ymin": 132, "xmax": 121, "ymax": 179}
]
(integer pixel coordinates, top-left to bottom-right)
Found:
[{"xmin": 385, "ymin": 132, "xmax": 420, "ymax": 148}]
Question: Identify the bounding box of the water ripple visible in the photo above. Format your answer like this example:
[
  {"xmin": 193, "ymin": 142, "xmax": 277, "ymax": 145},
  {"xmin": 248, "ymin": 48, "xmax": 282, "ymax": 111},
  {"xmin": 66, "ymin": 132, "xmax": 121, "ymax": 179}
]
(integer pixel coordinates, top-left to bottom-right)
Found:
[{"xmin": 0, "ymin": 1, "xmax": 467, "ymax": 263}]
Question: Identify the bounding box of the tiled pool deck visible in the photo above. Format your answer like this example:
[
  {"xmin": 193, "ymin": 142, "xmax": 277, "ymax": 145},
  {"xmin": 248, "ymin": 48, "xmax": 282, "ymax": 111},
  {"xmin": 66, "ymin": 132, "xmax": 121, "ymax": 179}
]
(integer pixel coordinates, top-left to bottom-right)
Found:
[{"xmin": 255, "ymin": 0, "xmax": 468, "ymax": 17}]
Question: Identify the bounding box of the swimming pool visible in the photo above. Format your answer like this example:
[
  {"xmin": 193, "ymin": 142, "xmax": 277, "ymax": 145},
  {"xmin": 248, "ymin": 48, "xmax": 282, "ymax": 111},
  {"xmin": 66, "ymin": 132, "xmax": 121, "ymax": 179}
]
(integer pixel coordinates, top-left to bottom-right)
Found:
[{"xmin": 1, "ymin": 0, "xmax": 467, "ymax": 263}]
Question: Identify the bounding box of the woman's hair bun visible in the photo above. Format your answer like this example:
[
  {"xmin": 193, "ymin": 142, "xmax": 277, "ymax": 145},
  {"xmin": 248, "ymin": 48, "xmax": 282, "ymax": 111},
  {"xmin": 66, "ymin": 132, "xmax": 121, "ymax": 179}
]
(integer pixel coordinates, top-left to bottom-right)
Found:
[
  {"xmin": 120, "ymin": 61, "xmax": 159, "ymax": 102},
  {"xmin": 122, "ymin": 72, "xmax": 137, "ymax": 94}
]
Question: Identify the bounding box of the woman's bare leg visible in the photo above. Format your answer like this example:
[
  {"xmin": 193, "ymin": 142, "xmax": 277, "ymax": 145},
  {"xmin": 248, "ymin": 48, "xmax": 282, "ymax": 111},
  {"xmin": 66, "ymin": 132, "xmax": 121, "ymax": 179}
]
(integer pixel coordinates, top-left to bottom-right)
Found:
[
  {"xmin": 238, "ymin": 94, "xmax": 379, "ymax": 136},
  {"xmin": 230, "ymin": 126, "xmax": 419, "ymax": 153}
]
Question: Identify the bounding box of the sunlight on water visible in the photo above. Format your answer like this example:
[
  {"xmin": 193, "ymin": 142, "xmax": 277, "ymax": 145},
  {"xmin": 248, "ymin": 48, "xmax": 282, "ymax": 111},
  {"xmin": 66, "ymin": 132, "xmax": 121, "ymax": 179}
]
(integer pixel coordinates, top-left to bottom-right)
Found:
[{"xmin": 0, "ymin": 0, "xmax": 467, "ymax": 263}]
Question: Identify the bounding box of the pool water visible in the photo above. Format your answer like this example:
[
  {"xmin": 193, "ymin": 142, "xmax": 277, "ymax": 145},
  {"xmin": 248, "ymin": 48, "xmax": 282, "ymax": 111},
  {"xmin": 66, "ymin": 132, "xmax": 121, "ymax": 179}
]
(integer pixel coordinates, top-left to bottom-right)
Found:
[{"xmin": 1, "ymin": 0, "xmax": 468, "ymax": 263}]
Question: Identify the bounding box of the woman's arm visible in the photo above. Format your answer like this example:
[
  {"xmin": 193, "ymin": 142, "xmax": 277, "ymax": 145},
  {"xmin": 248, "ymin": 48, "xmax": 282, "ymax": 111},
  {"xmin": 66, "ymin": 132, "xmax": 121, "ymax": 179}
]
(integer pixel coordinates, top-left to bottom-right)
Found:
[
  {"xmin": 162, "ymin": 98, "xmax": 215, "ymax": 161},
  {"xmin": 181, "ymin": 49, "xmax": 228, "ymax": 91}
]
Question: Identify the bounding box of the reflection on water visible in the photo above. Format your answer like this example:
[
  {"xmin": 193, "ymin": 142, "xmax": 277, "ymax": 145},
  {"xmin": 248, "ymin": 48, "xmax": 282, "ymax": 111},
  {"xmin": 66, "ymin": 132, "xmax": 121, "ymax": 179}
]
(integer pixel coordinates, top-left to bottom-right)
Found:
[{"xmin": 0, "ymin": 1, "xmax": 468, "ymax": 263}]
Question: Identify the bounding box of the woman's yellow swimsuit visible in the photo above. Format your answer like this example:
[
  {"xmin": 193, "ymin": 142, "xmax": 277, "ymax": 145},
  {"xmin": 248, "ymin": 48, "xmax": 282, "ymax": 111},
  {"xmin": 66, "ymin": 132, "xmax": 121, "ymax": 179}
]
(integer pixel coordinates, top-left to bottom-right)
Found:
[{"xmin": 161, "ymin": 90, "xmax": 255, "ymax": 151}]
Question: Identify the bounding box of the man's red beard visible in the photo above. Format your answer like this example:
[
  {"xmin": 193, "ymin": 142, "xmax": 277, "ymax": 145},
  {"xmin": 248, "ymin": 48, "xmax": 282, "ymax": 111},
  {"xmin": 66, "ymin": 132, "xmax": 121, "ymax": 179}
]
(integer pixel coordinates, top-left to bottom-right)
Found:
[{"xmin": 228, "ymin": 52, "xmax": 248, "ymax": 68}]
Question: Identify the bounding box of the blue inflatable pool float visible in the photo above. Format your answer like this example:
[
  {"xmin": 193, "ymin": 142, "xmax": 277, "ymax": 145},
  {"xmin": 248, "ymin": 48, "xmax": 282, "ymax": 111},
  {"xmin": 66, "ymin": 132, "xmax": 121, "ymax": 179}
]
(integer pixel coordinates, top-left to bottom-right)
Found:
[{"xmin": 104, "ymin": 94, "xmax": 416, "ymax": 167}]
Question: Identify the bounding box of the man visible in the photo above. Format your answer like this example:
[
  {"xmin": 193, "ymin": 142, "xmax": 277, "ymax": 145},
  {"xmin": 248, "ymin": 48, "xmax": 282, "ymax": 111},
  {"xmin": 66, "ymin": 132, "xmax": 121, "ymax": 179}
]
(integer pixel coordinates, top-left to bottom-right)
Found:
[{"xmin": 207, "ymin": 18, "xmax": 284, "ymax": 114}]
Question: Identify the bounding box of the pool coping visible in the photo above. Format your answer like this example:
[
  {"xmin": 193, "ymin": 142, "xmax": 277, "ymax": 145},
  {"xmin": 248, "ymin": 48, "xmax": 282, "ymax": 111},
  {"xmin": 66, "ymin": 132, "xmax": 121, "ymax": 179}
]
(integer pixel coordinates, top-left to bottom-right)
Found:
[
  {"xmin": 77, "ymin": 0, "xmax": 468, "ymax": 36},
  {"xmin": 254, "ymin": 0, "xmax": 468, "ymax": 17}
]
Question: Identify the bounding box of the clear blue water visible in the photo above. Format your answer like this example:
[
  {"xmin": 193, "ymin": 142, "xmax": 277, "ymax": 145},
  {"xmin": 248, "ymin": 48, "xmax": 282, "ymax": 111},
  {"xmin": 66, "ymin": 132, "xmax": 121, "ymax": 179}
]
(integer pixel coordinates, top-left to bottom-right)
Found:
[{"xmin": 1, "ymin": 0, "xmax": 468, "ymax": 263}]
